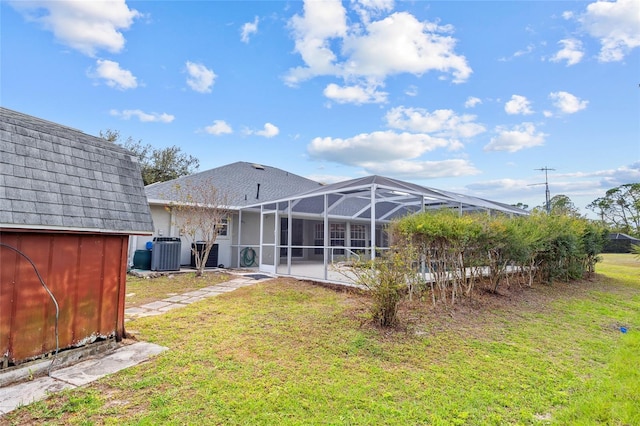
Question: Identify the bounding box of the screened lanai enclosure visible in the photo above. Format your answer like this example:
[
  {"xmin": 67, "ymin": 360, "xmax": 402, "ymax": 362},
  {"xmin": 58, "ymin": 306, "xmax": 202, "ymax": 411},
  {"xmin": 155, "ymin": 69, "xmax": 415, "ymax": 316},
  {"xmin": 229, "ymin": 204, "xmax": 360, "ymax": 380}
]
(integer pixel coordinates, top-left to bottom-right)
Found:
[{"xmin": 235, "ymin": 176, "xmax": 527, "ymax": 285}]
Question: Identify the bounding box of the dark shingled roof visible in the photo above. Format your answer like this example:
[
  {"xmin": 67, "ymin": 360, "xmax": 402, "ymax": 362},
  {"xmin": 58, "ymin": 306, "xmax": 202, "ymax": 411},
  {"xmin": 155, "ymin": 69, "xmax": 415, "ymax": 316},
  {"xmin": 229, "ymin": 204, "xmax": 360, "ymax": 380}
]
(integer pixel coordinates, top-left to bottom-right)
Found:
[
  {"xmin": 145, "ymin": 161, "xmax": 323, "ymax": 207},
  {"xmin": 0, "ymin": 107, "xmax": 154, "ymax": 234}
]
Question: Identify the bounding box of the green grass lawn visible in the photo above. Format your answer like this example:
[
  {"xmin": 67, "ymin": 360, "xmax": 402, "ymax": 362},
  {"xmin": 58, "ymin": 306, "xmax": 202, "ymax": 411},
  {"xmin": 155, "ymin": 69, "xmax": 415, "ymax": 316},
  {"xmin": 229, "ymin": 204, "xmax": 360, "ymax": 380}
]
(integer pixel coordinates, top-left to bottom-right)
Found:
[
  {"xmin": 4, "ymin": 255, "xmax": 639, "ymax": 425},
  {"xmin": 125, "ymin": 271, "xmax": 233, "ymax": 307}
]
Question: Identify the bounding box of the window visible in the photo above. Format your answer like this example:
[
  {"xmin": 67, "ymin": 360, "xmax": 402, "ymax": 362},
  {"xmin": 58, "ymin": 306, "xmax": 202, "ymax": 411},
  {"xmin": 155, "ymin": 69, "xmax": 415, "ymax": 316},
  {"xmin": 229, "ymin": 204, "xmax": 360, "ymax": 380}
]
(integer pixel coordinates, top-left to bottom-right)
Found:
[
  {"xmin": 314, "ymin": 223, "xmax": 324, "ymax": 254},
  {"xmin": 330, "ymin": 223, "xmax": 345, "ymax": 254},
  {"xmin": 351, "ymin": 224, "xmax": 366, "ymax": 250},
  {"xmin": 216, "ymin": 217, "xmax": 228, "ymax": 237},
  {"xmin": 314, "ymin": 223, "xmax": 345, "ymax": 255}
]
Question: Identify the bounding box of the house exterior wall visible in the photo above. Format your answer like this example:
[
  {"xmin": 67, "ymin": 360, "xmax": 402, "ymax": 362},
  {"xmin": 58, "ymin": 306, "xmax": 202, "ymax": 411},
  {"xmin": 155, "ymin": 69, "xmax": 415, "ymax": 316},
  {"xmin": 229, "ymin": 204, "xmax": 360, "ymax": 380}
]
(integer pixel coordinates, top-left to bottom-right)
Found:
[
  {"xmin": 133, "ymin": 204, "xmax": 172, "ymax": 250},
  {"xmin": 231, "ymin": 211, "xmax": 261, "ymax": 267},
  {"xmin": 150, "ymin": 205, "xmax": 173, "ymax": 240},
  {"xmin": 0, "ymin": 230, "xmax": 129, "ymax": 367},
  {"xmin": 140, "ymin": 204, "xmax": 242, "ymax": 269}
]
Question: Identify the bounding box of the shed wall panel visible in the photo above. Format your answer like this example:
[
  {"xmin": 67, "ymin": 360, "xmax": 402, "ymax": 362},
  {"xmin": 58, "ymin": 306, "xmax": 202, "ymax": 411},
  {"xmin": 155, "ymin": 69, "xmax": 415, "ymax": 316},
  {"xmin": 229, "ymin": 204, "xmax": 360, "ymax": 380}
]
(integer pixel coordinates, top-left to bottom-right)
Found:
[
  {"xmin": 49, "ymin": 234, "xmax": 81, "ymax": 351},
  {"xmin": 0, "ymin": 231, "xmax": 128, "ymax": 366}
]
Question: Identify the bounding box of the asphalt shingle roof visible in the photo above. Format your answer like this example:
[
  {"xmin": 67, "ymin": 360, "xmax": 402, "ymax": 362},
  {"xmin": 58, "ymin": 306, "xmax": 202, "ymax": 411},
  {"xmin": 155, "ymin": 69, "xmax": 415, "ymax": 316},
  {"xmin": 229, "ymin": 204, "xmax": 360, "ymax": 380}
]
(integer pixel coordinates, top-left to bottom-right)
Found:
[
  {"xmin": 144, "ymin": 161, "xmax": 323, "ymax": 208},
  {"xmin": 0, "ymin": 107, "xmax": 154, "ymax": 234}
]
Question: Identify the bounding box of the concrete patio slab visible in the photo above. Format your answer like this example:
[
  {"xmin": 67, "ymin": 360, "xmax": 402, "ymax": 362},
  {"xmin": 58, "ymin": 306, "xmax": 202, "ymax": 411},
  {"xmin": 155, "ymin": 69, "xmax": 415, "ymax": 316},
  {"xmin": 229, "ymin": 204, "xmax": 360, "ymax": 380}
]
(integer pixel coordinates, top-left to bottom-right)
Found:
[
  {"xmin": 177, "ymin": 296, "xmax": 205, "ymax": 304},
  {"xmin": 209, "ymin": 286, "xmax": 238, "ymax": 293},
  {"xmin": 157, "ymin": 304, "xmax": 184, "ymax": 312},
  {"xmin": 0, "ymin": 342, "xmax": 167, "ymax": 416},
  {"xmin": 164, "ymin": 295, "xmax": 190, "ymax": 303},
  {"xmin": 141, "ymin": 300, "xmax": 173, "ymax": 310},
  {"xmin": 0, "ymin": 376, "xmax": 74, "ymax": 415},
  {"xmin": 183, "ymin": 290, "xmax": 210, "ymax": 297},
  {"xmin": 50, "ymin": 342, "xmax": 167, "ymax": 387}
]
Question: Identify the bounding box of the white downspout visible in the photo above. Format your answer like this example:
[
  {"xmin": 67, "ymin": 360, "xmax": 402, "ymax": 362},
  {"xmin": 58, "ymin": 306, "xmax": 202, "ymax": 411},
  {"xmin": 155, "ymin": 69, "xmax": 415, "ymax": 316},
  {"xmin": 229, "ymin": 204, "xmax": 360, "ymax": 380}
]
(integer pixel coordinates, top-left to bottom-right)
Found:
[
  {"xmin": 259, "ymin": 204, "xmax": 264, "ymax": 271},
  {"xmin": 287, "ymin": 200, "xmax": 292, "ymax": 275},
  {"xmin": 370, "ymin": 184, "xmax": 376, "ymax": 261},
  {"xmin": 323, "ymin": 194, "xmax": 329, "ymax": 281},
  {"xmin": 237, "ymin": 209, "xmax": 242, "ymax": 268}
]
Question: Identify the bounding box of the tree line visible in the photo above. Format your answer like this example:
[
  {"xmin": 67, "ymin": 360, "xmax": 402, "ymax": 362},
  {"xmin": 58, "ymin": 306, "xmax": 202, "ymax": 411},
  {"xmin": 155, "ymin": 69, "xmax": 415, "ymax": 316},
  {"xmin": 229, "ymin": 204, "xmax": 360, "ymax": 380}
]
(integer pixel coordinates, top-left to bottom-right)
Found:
[{"xmin": 100, "ymin": 129, "xmax": 199, "ymax": 186}]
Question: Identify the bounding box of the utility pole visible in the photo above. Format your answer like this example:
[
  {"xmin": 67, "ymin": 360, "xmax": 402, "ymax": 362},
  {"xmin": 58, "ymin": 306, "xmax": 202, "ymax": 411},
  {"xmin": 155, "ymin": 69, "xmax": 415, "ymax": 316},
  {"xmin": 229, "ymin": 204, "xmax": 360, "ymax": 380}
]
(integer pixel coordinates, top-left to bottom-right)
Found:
[{"xmin": 535, "ymin": 167, "xmax": 555, "ymax": 214}]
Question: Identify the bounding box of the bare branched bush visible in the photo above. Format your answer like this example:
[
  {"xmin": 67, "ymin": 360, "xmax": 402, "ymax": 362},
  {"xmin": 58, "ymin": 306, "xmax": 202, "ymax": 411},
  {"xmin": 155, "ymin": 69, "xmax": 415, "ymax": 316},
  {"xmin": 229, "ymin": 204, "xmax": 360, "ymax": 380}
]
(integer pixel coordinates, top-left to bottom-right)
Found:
[
  {"xmin": 349, "ymin": 243, "xmax": 422, "ymax": 327},
  {"xmin": 167, "ymin": 178, "xmax": 231, "ymax": 277}
]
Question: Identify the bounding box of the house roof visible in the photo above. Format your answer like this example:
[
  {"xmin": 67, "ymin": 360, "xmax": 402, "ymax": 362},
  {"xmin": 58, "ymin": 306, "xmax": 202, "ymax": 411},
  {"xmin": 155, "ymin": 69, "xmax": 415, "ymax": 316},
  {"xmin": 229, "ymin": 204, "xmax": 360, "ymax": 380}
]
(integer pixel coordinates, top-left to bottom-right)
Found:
[
  {"xmin": 244, "ymin": 174, "xmax": 528, "ymax": 221},
  {"xmin": 145, "ymin": 161, "xmax": 323, "ymax": 208},
  {"xmin": 0, "ymin": 107, "xmax": 154, "ymax": 234},
  {"xmin": 608, "ymin": 233, "xmax": 640, "ymax": 241}
]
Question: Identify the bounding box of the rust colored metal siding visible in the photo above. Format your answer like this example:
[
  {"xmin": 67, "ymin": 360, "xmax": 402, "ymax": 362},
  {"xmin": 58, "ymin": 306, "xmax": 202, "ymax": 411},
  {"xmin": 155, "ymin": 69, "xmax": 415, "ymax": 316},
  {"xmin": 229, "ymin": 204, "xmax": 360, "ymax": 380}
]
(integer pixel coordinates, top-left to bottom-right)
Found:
[{"xmin": 0, "ymin": 231, "xmax": 129, "ymax": 366}]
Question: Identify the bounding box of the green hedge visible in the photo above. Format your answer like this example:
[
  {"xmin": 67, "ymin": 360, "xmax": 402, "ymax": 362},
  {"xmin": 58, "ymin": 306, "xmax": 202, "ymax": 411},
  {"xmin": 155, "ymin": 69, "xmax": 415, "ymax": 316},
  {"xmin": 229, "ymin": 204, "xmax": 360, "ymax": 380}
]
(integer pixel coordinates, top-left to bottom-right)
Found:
[{"xmin": 390, "ymin": 210, "xmax": 608, "ymax": 304}]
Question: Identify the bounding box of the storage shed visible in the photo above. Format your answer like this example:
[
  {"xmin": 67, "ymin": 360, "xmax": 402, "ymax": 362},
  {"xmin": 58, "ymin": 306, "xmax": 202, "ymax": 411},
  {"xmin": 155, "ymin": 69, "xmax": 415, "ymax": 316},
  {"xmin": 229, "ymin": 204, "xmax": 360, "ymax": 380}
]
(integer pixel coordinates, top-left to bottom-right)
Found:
[{"xmin": 0, "ymin": 107, "xmax": 153, "ymax": 368}]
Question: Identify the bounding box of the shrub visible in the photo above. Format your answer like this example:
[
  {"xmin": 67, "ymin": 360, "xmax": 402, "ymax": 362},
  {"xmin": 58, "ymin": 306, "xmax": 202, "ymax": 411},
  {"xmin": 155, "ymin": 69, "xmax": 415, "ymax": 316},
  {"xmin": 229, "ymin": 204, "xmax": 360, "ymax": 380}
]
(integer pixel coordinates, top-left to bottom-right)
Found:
[
  {"xmin": 350, "ymin": 242, "xmax": 421, "ymax": 327},
  {"xmin": 392, "ymin": 209, "xmax": 607, "ymax": 302}
]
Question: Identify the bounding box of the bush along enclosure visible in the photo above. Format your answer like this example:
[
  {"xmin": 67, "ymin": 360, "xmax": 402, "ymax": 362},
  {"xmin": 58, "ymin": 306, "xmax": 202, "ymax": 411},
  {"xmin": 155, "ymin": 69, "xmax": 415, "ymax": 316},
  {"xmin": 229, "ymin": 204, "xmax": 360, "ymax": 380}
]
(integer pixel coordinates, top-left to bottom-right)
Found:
[{"xmin": 352, "ymin": 210, "xmax": 608, "ymax": 325}]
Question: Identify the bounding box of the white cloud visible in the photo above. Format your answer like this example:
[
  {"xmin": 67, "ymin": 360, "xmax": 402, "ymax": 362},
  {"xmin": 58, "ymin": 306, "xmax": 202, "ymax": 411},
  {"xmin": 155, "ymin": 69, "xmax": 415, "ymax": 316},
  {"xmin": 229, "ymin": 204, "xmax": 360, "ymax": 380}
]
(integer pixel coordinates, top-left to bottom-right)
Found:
[
  {"xmin": 305, "ymin": 174, "xmax": 352, "ymax": 184},
  {"xmin": 513, "ymin": 44, "xmax": 535, "ymax": 58},
  {"xmin": 185, "ymin": 61, "xmax": 216, "ymax": 93},
  {"xmin": 308, "ymin": 130, "xmax": 450, "ymax": 164},
  {"xmin": 464, "ymin": 96, "xmax": 482, "ymax": 108},
  {"xmin": 323, "ymin": 83, "xmax": 388, "ymax": 104},
  {"xmin": 205, "ymin": 120, "xmax": 233, "ymax": 135},
  {"xmin": 484, "ymin": 123, "xmax": 547, "ymax": 152},
  {"xmin": 466, "ymin": 163, "xmax": 640, "ymax": 212},
  {"xmin": 241, "ymin": 16, "xmax": 259, "ymax": 43},
  {"xmin": 307, "ymin": 130, "xmax": 480, "ymax": 178},
  {"xmin": 499, "ymin": 44, "xmax": 535, "ymax": 62},
  {"xmin": 466, "ymin": 178, "xmax": 531, "ymax": 193},
  {"xmin": 504, "ymin": 95, "xmax": 534, "ymax": 115},
  {"xmin": 405, "ymin": 85, "xmax": 418, "ymax": 97},
  {"xmin": 549, "ymin": 91, "xmax": 588, "ymax": 114},
  {"xmin": 605, "ymin": 162, "xmax": 640, "ymax": 183},
  {"xmin": 11, "ymin": 0, "xmax": 140, "ymax": 57},
  {"xmin": 308, "ymin": 103, "xmax": 487, "ymax": 178},
  {"xmin": 286, "ymin": 2, "xmax": 471, "ymax": 103},
  {"xmin": 550, "ymin": 38, "xmax": 584, "ymax": 66},
  {"xmin": 286, "ymin": 0, "xmax": 348, "ymax": 85},
  {"xmin": 360, "ymin": 159, "xmax": 480, "ymax": 179},
  {"xmin": 341, "ymin": 12, "xmax": 471, "ymax": 83},
  {"xmin": 579, "ymin": 0, "xmax": 640, "ymax": 62},
  {"xmin": 351, "ymin": 0, "xmax": 395, "ymax": 23},
  {"xmin": 385, "ymin": 106, "xmax": 485, "ymax": 143},
  {"xmin": 252, "ymin": 123, "xmax": 280, "ymax": 138},
  {"xmin": 110, "ymin": 109, "xmax": 174, "ymax": 123},
  {"xmin": 557, "ymin": 162, "xmax": 640, "ymax": 185},
  {"xmin": 92, "ymin": 59, "xmax": 137, "ymax": 90}
]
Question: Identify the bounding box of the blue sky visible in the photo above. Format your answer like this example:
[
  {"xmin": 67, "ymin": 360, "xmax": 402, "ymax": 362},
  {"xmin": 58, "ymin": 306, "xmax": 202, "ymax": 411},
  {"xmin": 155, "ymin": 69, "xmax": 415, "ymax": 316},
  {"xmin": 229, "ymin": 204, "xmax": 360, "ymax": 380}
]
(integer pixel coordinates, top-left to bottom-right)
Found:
[{"xmin": 2, "ymin": 0, "xmax": 639, "ymax": 214}]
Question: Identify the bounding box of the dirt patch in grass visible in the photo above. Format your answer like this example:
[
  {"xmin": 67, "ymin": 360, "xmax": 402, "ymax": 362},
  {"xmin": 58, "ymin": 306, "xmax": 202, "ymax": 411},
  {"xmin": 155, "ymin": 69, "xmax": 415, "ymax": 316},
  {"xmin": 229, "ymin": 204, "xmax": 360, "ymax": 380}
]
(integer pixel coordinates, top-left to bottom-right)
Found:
[{"xmin": 354, "ymin": 272, "xmax": 626, "ymax": 340}]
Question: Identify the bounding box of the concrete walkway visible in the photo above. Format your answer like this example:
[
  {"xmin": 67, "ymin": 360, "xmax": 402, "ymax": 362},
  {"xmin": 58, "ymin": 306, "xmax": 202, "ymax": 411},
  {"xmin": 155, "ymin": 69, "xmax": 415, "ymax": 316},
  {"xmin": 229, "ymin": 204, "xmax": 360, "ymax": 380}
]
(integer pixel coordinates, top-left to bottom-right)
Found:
[
  {"xmin": 0, "ymin": 272, "xmax": 273, "ymax": 417},
  {"xmin": 124, "ymin": 274, "xmax": 269, "ymax": 320},
  {"xmin": 0, "ymin": 342, "xmax": 166, "ymax": 416}
]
